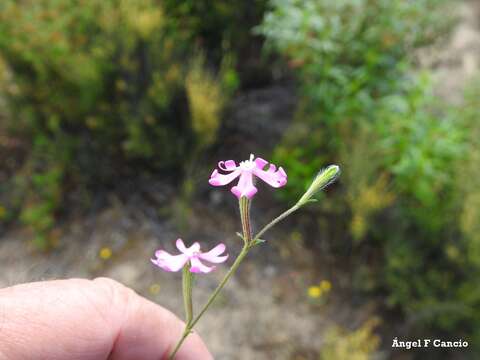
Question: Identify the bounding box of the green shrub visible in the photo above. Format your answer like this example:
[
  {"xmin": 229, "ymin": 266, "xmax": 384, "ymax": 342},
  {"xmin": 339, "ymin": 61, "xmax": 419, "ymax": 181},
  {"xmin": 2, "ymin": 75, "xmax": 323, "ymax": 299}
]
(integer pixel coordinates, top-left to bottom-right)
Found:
[
  {"xmin": 320, "ymin": 318, "xmax": 380, "ymax": 360},
  {"xmin": 457, "ymin": 81, "xmax": 480, "ymax": 266},
  {"xmin": 376, "ymin": 82, "xmax": 472, "ymax": 331},
  {"xmin": 0, "ymin": 0, "xmax": 241, "ymax": 247},
  {"xmin": 259, "ymin": 0, "xmax": 480, "ymax": 352},
  {"xmin": 163, "ymin": 0, "xmax": 268, "ymax": 66},
  {"xmin": 259, "ymin": 0, "xmax": 455, "ymax": 200}
]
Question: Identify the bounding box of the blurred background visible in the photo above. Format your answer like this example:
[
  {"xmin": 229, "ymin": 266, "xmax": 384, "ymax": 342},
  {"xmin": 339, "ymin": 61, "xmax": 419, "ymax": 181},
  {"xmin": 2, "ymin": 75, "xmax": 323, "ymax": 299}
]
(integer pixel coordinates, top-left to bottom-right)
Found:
[{"xmin": 0, "ymin": 0, "xmax": 479, "ymax": 359}]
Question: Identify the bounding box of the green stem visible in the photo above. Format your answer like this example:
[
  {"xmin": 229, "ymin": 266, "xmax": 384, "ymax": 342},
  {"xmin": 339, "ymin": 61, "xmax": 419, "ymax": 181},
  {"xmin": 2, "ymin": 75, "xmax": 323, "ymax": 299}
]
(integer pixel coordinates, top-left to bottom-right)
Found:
[
  {"xmin": 169, "ymin": 243, "xmax": 250, "ymax": 359},
  {"xmin": 252, "ymin": 204, "xmax": 300, "ymax": 243},
  {"xmin": 169, "ymin": 328, "xmax": 191, "ymax": 359},
  {"xmin": 190, "ymin": 243, "xmax": 249, "ymax": 328},
  {"xmin": 182, "ymin": 265, "xmax": 194, "ymax": 325},
  {"xmin": 170, "ymin": 200, "xmax": 303, "ymax": 358}
]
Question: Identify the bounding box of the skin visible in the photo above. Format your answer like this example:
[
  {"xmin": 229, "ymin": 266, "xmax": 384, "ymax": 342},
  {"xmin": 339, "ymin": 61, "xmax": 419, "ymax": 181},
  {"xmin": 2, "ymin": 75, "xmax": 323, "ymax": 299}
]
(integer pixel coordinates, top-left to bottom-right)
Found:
[{"xmin": 0, "ymin": 278, "xmax": 212, "ymax": 360}]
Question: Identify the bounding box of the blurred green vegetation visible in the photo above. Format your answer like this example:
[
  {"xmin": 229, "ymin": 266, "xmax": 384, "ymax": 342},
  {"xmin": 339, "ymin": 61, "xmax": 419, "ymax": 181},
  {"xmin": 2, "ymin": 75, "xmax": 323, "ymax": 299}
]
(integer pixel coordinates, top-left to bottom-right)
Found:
[
  {"xmin": 259, "ymin": 0, "xmax": 480, "ymax": 353},
  {"xmin": 163, "ymin": 0, "xmax": 267, "ymax": 66},
  {"xmin": 320, "ymin": 318, "xmax": 380, "ymax": 360},
  {"xmin": 0, "ymin": 0, "xmax": 265, "ymax": 247}
]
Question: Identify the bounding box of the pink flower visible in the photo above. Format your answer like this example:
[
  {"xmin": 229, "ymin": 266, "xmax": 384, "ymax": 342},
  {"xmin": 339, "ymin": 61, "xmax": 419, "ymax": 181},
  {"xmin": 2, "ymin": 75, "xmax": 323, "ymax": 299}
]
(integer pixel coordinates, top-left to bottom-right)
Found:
[
  {"xmin": 151, "ymin": 239, "xmax": 228, "ymax": 274},
  {"xmin": 209, "ymin": 154, "xmax": 287, "ymax": 199}
]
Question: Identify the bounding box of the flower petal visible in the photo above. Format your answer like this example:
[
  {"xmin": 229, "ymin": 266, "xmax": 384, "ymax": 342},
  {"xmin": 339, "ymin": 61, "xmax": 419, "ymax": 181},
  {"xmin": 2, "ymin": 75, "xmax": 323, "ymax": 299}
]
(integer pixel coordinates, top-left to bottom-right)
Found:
[
  {"xmin": 218, "ymin": 160, "xmax": 237, "ymax": 171},
  {"xmin": 255, "ymin": 157, "xmax": 268, "ymax": 169},
  {"xmin": 199, "ymin": 253, "xmax": 229, "ymax": 264},
  {"xmin": 231, "ymin": 171, "xmax": 258, "ymax": 199},
  {"xmin": 151, "ymin": 252, "xmax": 188, "ymax": 272},
  {"xmin": 209, "ymin": 169, "xmax": 241, "ymax": 186},
  {"xmin": 190, "ymin": 242, "xmax": 201, "ymax": 252},
  {"xmin": 175, "ymin": 238, "xmax": 187, "ymax": 253},
  {"xmin": 253, "ymin": 160, "xmax": 287, "ymax": 188},
  {"xmin": 190, "ymin": 257, "xmax": 216, "ymax": 273},
  {"xmin": 175, "ymin": 239, "xmax": 200, "ymax": 254},
  {"xmin": 199, "ymin": 243, "xmax": 229, "ymax": 263},
  {"xmin": 202, "ymin": 243, "xmax": 226, "ymax": 257}
]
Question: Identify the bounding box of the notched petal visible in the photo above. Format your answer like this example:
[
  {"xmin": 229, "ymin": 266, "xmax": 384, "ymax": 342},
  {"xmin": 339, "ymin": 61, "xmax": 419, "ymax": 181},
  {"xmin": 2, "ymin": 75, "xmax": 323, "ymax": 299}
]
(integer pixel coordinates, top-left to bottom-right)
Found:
[
  {"xmin": 199, "ymin": 243, "xmax": 229, "ymax": 263},
  {"xmin": 190, "ymin": 257, "xmax": 216, "ymax": 273},
  {"xmin": 151, "ymin": 252, "xmax": 188, "ymax": 272},
  {"xmin": 218, "ymin": 160, "xmax": 237, "ymax": 171},
  {"xmin": 231, "ymin": 172, "xmax": 258, "ymax": 199},
  {"xmin": 209, "ymin": 169, "xmax": 241, "ymax": 186},
  {"xmin": 253, "ymin": 161, "xmax": 288, "ymax": 188},
  {"xmin": 175, "ymin": 238, "xmax": 187, "ymax": 253},
  {"xmin": 255, "ymin": 157, "xmax": 268, "ymax": 170}
]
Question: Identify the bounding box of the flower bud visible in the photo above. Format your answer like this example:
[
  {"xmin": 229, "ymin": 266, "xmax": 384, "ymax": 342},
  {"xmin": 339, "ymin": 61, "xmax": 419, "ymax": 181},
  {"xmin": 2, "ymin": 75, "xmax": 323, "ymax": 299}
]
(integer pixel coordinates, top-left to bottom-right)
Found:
[{"xmin": 297, "ymin": 165, "xmax": 340, "ymax": 206}]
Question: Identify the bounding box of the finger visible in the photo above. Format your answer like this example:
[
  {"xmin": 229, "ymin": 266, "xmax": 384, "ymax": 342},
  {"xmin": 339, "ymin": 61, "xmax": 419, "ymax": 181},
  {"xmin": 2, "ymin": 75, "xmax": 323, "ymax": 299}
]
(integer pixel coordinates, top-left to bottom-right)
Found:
[
  {"xmin": 97, "ymin": 278, "xmax": 212, "ymax": 360},
  {"xmin": 0, "ymin": 278, "xmax": 212, "ymax": 360},
  {"xmin": 0, "ymin": 278, "xmax": 120, "ymax": 360}
]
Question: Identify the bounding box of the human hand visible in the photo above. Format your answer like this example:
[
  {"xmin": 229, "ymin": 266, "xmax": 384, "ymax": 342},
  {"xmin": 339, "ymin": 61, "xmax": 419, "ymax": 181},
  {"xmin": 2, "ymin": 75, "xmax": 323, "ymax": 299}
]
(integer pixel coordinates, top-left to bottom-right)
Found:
[{"xmin": 0, "ymin": 278, "xmax": 212, "ymax": 360}]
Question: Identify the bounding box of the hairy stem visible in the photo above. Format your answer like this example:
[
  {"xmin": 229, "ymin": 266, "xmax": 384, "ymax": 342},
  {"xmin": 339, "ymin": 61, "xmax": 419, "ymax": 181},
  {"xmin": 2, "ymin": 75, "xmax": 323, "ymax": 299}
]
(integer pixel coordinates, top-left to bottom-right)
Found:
[
  {"xmin": 252, "ymin": 204, "xmax": 300, "ymax": 242},
  {"xmin": 190, "ymin": 243, "xmax": 249, "ymax": 328}
]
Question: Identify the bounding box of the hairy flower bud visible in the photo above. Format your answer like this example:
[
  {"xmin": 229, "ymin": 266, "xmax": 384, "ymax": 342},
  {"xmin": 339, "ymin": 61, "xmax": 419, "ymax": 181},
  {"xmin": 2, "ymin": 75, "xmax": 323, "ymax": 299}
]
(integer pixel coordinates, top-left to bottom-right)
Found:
[{"xmin": 297, "ymin": 165, "xmax": 340, "ymax": 206}]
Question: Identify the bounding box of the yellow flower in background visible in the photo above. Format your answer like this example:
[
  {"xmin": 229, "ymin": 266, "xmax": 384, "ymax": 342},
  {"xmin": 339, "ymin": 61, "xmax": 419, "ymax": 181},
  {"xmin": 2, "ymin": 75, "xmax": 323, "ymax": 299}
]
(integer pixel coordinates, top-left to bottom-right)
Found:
[
  {"xmin": 290, "ymin": 230, "xmax": 303, "ymax": 242},
  {"xmin": 308, "ymin": 286, "xmax": 322, "ymax": 298},
  {"xmin": 320, "ymin": 280, "xmax": 332, "ymax": 292},
  {"xmin": 149, "ymin": 283, "xmax": 161, "ymax": 295},
  {"xmin": 308, "ymin": 280, "xmax": 332, "ymax": 299},
  {"xmin": 99, "ymin": 247, "xmax": 112, "ymax": 260}
]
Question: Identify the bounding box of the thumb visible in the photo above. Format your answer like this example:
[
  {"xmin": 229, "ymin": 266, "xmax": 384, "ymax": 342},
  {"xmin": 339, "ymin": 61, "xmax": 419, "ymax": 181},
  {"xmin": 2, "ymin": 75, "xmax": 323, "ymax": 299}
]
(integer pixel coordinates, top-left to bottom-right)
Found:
[{"xmin": 99, "ymin": 278, "xmax": 212, "ymax": 359}]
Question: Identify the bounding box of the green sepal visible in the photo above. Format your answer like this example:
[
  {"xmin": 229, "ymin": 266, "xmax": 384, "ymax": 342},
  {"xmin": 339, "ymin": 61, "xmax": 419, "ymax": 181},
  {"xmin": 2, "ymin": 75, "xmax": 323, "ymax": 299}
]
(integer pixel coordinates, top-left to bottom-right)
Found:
[{"xmin": 254, "ymin": 238, "xmax": 266, "ymax": 246}]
